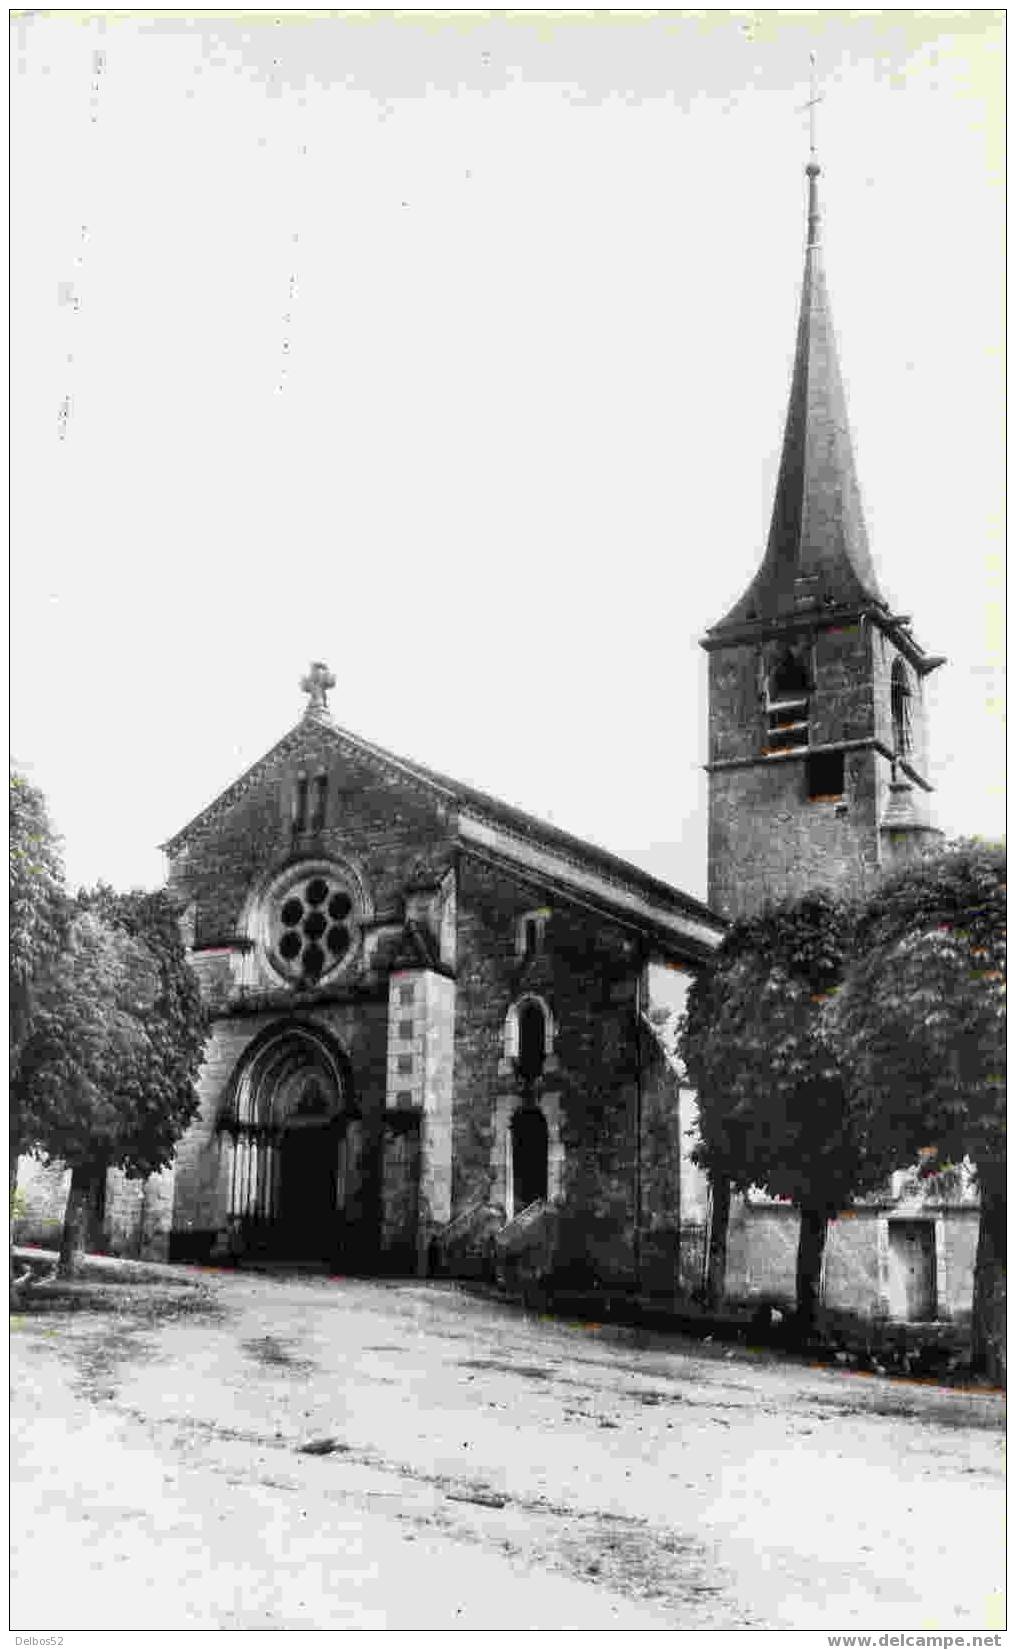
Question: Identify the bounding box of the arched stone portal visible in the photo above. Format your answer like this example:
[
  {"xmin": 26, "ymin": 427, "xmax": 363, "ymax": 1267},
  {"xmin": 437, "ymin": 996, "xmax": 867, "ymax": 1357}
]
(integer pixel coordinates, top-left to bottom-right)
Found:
[{"xmin": 218, "ymin": 1023, "xmax": 357, "ymax": 1262}]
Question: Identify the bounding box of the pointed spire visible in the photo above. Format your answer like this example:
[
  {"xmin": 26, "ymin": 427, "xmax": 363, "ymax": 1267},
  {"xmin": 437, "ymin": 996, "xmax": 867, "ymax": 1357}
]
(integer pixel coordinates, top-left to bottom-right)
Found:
[{"xmin": 712, "ymin": 120, "xmax": 885, "ymax": 632}]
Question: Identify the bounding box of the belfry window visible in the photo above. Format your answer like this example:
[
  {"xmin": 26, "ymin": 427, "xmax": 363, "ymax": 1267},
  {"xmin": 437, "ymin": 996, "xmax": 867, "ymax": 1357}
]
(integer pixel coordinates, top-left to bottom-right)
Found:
[
  {"xmin": 764, "ymin": 648, "xmax": 811, "ymax": 753},
  {"xmin": 891, "ymin": 659, "xmax": 913, "ymax": 761},
  {"xmin": 806, "ymin": 750, "xmax": 845, "ymax": 801}
]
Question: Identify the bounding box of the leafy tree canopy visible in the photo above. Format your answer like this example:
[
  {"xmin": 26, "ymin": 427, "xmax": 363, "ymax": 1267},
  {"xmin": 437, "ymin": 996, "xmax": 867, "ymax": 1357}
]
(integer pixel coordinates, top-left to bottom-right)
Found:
[
  {"xmin": 14, "ymin": 886, "xmax": 207, "ymax": 1179},
  {"xmin": 829, "ymin": 841, "xmax": 1005, "ymax": 1185},
  {"xmin": 10, "ymin": 769, "xmax": 67, "ymax": 1077},
  {"xmin": 680, "ymin": 891, "xmax": 865, "ymax": 1213}
]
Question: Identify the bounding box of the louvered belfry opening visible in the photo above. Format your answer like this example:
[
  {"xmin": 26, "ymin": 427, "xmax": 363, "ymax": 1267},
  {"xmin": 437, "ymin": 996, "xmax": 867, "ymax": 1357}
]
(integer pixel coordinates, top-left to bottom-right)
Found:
[{"xmin": 764, "ymin": 647, "xmax": 811, "ymax": 753}]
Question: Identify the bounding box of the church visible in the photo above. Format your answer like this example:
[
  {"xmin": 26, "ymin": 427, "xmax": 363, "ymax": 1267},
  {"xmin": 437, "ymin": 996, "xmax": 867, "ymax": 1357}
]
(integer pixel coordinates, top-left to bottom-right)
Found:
[
  {"xmin": 16, "ymin": 153, "xmax": 979, "ymax": 1321},
  {"xmin": 152, "ymin": 663, "xmax": 723, "ymax": 1286}
]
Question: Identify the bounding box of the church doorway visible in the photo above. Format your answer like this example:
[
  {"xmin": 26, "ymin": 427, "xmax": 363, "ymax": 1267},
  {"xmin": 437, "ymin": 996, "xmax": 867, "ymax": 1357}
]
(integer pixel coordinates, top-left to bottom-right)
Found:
[
  {"xmin": 509, "ymin": 1105, "xmax": 549, "ymax": 1217},
  {"xmin": 220, "ymin": 1024, "xmax": 354, "ymax": 1265},
  {"xmin": 278, "ymin": 1108, "xmax": 340, "ymax": 1261}
]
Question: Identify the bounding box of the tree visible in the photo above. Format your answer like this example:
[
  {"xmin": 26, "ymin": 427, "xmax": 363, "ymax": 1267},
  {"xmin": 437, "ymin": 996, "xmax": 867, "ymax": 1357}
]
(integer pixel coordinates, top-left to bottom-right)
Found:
[
  {"xmin": 829, "ymin": 842, "xmax": 1006, "ymax": 1381},
  {"xmin": 680, "ymin": 891, "xmax": 865, "ymax": 1329},
  {"xmin": 13, "ymin": 886, "xmax": 207, "ymax": 1274},
  {"xmin": 9, "ymin": 771, "xmax": 67, "ymax": 1147}
]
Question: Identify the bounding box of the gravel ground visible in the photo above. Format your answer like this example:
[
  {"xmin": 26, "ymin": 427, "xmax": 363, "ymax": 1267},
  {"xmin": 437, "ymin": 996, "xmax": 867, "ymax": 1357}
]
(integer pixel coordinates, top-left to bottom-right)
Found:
[{"xmin": 9, "ymin": 1267, "xmax": 1006, "ymax": 1632}]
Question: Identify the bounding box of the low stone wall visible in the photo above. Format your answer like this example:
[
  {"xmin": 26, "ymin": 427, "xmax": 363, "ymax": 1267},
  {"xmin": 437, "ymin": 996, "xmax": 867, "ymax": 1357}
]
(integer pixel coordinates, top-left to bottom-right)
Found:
[
  {"xmin": 724, "ymin": 1197, "xmax": 979, "ymax": 1321},
  {"xmin": 12, "ymin": 1158, "xmax": 69, "ymax": 1250},
  {"xmin": 14, "ymin": 1156, "xmax": 174, "ymax": 1261}
]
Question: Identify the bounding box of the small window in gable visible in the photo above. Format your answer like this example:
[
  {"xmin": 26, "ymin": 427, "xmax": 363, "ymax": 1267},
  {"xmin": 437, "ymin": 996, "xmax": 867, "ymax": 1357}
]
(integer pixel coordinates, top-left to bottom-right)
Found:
[
  {"xmin": 292, "ymin": 774, "xmax": 309, "ymax": 834},
  {"xmin": 311, "ymin": 773, "xmax": 328, "ymax": 832},
  {"xmin": 806, "ymin": 750, "xmax": 845, "ymax": 801},
  {"xmin": 516, "ymin": 909, "xmax": 550, "ymax": 959}
]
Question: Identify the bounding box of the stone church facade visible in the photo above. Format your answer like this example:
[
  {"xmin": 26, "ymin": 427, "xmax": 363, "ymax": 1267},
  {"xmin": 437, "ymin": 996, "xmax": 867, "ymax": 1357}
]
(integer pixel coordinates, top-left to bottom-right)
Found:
[
  {"xmin": 73, "ymin": 663, "xmax": 723, "ymax": 1286},
  {"xmin": 15, "ymin": 156, "xmax": 980, "ymax": 1323}
]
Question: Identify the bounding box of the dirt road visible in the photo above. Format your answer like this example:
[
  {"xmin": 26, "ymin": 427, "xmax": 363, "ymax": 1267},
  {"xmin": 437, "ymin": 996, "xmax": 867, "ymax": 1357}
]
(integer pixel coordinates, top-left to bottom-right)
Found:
[{"xmin": 10, "ymin": 1269, "xmax": 1006, "ymax": 1631}]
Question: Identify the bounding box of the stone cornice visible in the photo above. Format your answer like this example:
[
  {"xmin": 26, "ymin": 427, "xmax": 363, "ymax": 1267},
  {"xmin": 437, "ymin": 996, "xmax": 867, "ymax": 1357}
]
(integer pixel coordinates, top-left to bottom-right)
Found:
[
  {"xmin": 702, "ymin": 604, "xmax": 944, "ymax": 679},
  {"xmin": 705, "ymin": 737, "xmax": 934, "ymax": 792},
  {"xmin": 457, "ymin": 821, "xmax": 724, "ymax": 962}
]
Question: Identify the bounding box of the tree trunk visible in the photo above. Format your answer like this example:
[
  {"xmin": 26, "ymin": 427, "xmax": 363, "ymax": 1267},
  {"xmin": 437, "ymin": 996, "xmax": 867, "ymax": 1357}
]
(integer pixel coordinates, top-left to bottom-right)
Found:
[
  {"xmin": 704, "ymin": 1177, "xmax": 731, "ymax": 1308},
  {"xmin": 795, "ymin": 1204, "xmax": 829, "ymax": 1335},
  {"xmin": 971, "ymin": 1170, "xmax": 1006, "ymax": 1385},
  {"xmin": 58, "ymin": 1164, "xmax": 105, "ymax": 1279}
]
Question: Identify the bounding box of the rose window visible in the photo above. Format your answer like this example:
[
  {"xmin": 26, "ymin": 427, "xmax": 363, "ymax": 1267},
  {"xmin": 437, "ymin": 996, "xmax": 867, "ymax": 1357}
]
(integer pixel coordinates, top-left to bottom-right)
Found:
[{"xmin": 268, "ymin": 867, "xmax": 359, "ymax": 985}]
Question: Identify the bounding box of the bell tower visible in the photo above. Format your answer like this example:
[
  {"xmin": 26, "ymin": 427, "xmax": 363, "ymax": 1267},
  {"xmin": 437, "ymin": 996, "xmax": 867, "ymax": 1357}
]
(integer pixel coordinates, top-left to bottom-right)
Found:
[{"xmin": 703, "ymin": 151, "xmax": 944, "ymax": 921}]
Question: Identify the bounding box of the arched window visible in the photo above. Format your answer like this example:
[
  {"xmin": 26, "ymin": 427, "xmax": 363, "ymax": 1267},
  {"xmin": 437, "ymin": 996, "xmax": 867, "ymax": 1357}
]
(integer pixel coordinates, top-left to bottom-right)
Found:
[
  {"xmin": 517, "ymin": 1001, "xmax": 546, "ymax": 1082},
  {"xmin": 764, "ymin": 647, "xmax": 811, "ymax": 753},
  {"xmin": 891, "ymin": 658, "xmax": 913, "ymax": 760},
  {"xmin": 503, "ymin": 996, "xmax": 555, "ymax": 1079},
  {"xmin": 771, "ymin": 648, "xmax": 810, "ymax": 697}
]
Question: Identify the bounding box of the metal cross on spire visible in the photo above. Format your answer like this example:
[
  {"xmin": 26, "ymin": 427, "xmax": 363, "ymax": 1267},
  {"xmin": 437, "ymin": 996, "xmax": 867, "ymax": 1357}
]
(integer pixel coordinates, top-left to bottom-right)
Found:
[
  {"xmin": 300, "ymin": 660, "xmax": 336, "ymax": 717},
  {"xmin": 800, "ymin": 51, "xmax": 824, "ymax": 166}
]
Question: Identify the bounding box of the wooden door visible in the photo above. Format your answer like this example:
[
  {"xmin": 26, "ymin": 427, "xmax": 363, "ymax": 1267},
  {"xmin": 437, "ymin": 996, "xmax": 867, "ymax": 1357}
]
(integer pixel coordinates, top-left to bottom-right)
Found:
[
  {"xmin": 280, "ymin": 1122, "xmax": 337, "ymax": 1260},
  {"xmin": 888, "ymin": 1220, "xmax": 937, "ymax": 1321}
]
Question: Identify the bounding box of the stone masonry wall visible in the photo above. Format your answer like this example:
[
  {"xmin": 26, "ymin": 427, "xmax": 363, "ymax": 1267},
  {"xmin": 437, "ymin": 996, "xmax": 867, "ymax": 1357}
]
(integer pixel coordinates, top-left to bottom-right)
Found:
[
  {"xmin": 13, "ymin": 1158, "xmax": 71, "ymax": 1250},
  {"xmin": 451, "ymin": 853, "xmax": 680, "ymax": 1288},
  {"xmin": 384, "ymin": 966, "xmax": 456, "ymax": 1260},
  {"xmin": 166, "ymin": 720, "xmax": 457, "ymax": 948},
  {"xmin": 104, "ymin": 1166, "xmax": 176, "ymax": 1261},
  {"xmin": 939, "ymin": 1210, "xmax": 978, "ymax": 1321},
  {"xmin": 161, "ymin": 721, "xmax": 462, "ymax": 1263},
  {"xmin": 636, "ymin": 1028, "xmax": 683, "ymax": 1295},
  {"xmin": 708, "ymin": 745, "xmax": 881, "ymax": 921},
  {"xmin": 724, "ymin": 1200, "xmax": 977, "ymax": 1320},
  {"xmin": 15, "ymin": 1157, "xmax": 175, "ymax": 1262},
  {"xmin": 725, "ymin": 1200, "xmax": 799, "ymax": 1303},
  {"xmin": 707, "ymin": 621, "xmax": 886, "ymax": 920}
]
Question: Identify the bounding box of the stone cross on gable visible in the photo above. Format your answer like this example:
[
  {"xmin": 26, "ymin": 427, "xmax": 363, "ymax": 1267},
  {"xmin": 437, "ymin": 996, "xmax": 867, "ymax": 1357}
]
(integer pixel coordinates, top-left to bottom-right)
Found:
[{"xmin": 300, "ymin": 660, "xmax": 336, "ymax": 717}]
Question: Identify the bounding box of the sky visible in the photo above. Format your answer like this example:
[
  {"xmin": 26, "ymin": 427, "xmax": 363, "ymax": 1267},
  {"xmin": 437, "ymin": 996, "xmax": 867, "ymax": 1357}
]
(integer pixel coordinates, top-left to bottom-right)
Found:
[{"xmin": 10, "ymin": 9, "xmax": 1005, "ymax": 904}]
